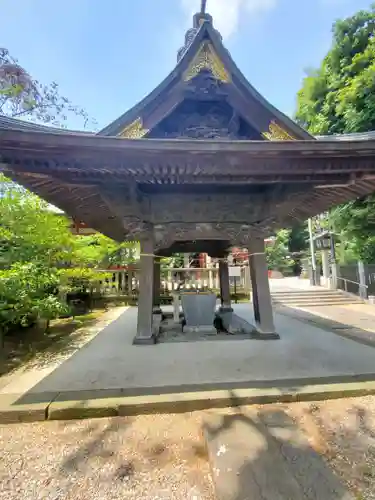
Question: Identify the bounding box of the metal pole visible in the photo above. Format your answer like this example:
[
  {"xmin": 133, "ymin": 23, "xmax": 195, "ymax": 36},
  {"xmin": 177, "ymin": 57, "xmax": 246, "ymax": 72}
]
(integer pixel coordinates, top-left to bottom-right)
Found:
[
  {"xmin": 308, "ymin": 218, "xmax": 316, "ymax": 285},
  {"xmin": 329, "ymin": 232, "xmax": 338, "ymax": 290}
]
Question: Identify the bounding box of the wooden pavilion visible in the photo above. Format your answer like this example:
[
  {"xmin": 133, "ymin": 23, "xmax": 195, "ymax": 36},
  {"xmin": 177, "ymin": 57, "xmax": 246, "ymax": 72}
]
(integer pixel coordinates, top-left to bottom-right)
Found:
[{"xmin": 2, "ymin": 4, "xmax": 375, "ymax": 343}]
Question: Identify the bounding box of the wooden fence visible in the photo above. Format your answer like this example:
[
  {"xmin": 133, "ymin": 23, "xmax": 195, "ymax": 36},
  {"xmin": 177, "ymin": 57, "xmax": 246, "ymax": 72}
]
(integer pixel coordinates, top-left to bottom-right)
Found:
[{"xmin": 94, "ymin": 266, "xmax": 251, "ymax": 296}]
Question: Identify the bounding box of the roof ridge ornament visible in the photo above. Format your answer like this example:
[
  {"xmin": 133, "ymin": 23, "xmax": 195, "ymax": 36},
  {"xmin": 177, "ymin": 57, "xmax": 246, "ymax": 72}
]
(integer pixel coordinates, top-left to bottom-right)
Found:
[{"xmin": 177, "ymin": 0, "xmax": 222, "ymax": 62}]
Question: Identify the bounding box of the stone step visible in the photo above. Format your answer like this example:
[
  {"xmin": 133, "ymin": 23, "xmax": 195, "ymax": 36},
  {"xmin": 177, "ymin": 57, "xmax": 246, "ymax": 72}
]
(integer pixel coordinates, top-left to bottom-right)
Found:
[
  {"xmin": 271, "ymin": 290, "xmax": 361, "ymax": 306},
  {"xmin": 271, "ymin": 290, "xmax": 352, "ymax": 297},
  {"xmin": 273, "ymin": 301, "xmax": 359, "ymax": 307},
  {"xmin": 273, "ymin": 302, "xmax": 358, "ymax": 308},
  {"xmin": 272, "ymin": 294, "xmax": 356, "ymax": 300},
  {"xmin": 204, "ymin": 408, "xmax": 353, "ymax": 500},
  {"xmin": 272, "ymin": 295, "xmax": 358, "ymax": 302}
]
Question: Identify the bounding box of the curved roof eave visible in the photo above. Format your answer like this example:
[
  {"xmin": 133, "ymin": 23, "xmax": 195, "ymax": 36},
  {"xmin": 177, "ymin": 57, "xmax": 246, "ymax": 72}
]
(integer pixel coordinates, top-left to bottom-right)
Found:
[
  {"xmin": 2, "ymin": 115, "xmax": 375, "ymax": 142},
  {"xmin": 0, "ymin": 115, "xmax": 95, "ymax": 135},
  {"xmin": 317, "ymin": 131, "xmax": 375, "ymax": 141}
]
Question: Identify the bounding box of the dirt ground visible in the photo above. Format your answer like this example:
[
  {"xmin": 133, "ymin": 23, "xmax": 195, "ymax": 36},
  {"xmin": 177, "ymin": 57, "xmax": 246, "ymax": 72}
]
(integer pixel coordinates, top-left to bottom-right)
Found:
[
  {"xmin": 0, "ymin": 413, "xmax": 214, "ymax": 500},
  {"xmin": 2, "ymin": 395, "xmax": 375, "ymax": 499},
  {"xmin": 285, "ymin": 396, "xmax": 375, "ymax": 500}
]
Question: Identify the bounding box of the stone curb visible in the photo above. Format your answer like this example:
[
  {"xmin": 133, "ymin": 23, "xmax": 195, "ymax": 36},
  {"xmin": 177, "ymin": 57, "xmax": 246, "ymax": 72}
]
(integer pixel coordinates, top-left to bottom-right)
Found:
[
  {"xmin": 0, "ymin": 393, "xmax": 50, "ymax": 424},
  {"xmin": 2, "ymin": 380, "xmax": 375, "ymax": 423}
]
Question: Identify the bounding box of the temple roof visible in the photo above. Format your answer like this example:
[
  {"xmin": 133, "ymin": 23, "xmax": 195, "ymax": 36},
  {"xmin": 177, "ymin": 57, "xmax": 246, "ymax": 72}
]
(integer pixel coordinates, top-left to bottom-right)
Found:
[
  {"xmin": 1, "ymin": 6, "xmax": 375, "ymax": 248},
  {"xmin": 1, "ymin": 122, "xmax": 375, "ymax": 243},
  {"xmin": 317, "ymin": 131, "xmax": 375, "ymax": 141},
  {"xmin": 0, "ymin": 116, "xmax": 94, "ymax": 135},
  {"xmin": 1, "ymin": 115, "xmax": 373, "ymax": 141},
  {"xmin": 98, "ymin": 12, "xmax": 312, "ymax": 141}
]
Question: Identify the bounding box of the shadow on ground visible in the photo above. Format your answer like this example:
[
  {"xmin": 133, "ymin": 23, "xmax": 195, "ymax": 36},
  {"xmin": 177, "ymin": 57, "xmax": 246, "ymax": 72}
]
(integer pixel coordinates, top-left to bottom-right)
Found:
[
  {"xmin": 1, "ymin": 312, "xmax": 104, "ymax": 376},
  {"xmin": 204, "ymin": 391, "xmax": 354, "ymax": 499}
]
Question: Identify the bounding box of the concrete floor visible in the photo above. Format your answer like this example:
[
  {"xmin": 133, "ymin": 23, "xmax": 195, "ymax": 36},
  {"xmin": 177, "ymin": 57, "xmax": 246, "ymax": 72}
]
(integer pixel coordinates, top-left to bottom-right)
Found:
[{"xmin": 5, "ymin": 297, "xmax": 375, "ymax": 402}]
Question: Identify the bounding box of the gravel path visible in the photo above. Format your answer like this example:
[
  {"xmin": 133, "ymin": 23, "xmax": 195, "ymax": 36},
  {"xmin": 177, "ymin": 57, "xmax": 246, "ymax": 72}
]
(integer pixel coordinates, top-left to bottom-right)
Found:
[
  {"xmin": 0, "ymin": 414, "xmax": 214, "ymax": 500},
  {"xmin": 3, "ymin": 396, "xmax": 375, "ymax": 499},
  {"xmin": 285, "ymin": 396, "xmax": 375, "ymax": 500}
]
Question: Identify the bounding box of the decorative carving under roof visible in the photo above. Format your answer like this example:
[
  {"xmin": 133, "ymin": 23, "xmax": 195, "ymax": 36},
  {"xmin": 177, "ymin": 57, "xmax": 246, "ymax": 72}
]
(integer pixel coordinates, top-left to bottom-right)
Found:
[
  {"xmin": 146, "ymin": 99, "xmax": 257, "ymax": 140},
  {"xmin": 118, "ymin": 117, "xmax": 148, "ymax": 139},
  {"xmin": 183, "ymin": 42, "xmax": 230, "ymax": 83},
  {"xmin": 263, "ymin": 121, "xmax": 296, "ymax": 141},
  {"xmin": 184, "ymin": 69, "xmax": 227, "ymax": 100}
]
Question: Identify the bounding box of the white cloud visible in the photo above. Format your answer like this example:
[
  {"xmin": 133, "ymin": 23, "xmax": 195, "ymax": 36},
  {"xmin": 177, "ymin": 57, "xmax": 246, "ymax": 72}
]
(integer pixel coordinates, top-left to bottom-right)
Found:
[{"xmin": 181, "ymin": 0, "xmax": 277, "ymax": 39}]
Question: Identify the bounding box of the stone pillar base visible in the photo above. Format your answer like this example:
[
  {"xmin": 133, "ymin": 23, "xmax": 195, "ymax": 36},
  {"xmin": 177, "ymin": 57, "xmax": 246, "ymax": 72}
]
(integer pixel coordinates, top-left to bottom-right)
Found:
[
  {"xmin": 133, "ymin": 335, "xmax": 157, "ymax": 345},
  {"xmin": 251, "ymin": 331, "xmax": 280, "ymax": 340},
  {"xmin": 184, "ymin": 325, "xmax": 217, "ymax": 335},
  {"xmin": 219, "ymin": 306, "xmax": 234, "ymax": 313}
]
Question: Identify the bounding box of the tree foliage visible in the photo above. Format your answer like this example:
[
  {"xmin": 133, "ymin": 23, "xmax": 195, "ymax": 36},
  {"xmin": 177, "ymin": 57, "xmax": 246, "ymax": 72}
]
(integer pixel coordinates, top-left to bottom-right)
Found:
[
  {"xmin": 295, "ymin": 4, "xmax": 375, "ymax": 135},
  {"xmin": 0, "ymin": 176, "xmax": 137, "ymax": 334},
  {"xmin": 288, "ymin": 223, "xmax": 309, "ymax": 254},
  {"xmin": 72, "ymin": 234, "xmax": 139, "ymax": 269},
  {"xmin": 266, "ymin": 230, "xmax": 295, "ymax": 274},
  {"xmin": 295, "ymin": 4, "xmax": 375, "ymax": 262},
  {"xmin": 266, "ymin": 224, "xmax": 309, "ymax": 275},
  {"xmin": 0, "ymin": 47, "xmax": 95, "ymax": 128},
  {"xmin": 0, "ymin": 179, "xmax": 73, "ymax": 267},
  {"xmin": 330, "ymin": 199, "xmax": 375, "ymax": 263}
]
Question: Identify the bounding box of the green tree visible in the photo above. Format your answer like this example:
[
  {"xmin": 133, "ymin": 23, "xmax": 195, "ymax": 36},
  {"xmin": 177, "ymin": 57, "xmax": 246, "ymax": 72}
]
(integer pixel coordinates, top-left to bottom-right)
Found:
[
  {"xmin": 0, "ymin": 177, "xmax": 73, "ymax": 336},
  {"xmin": 72, "ymin": 234, "xmax": 139, "ymax": 268},
  {"xmin": 0, "ymin": 176, "xmax": 136, "ymax": 343},
  {"xmin": 288, "ymin": 223, "xmax": 309, "ymax": 254},
  {"xmin": 266, "ymin": 230, "xmax": 296, "ymax": 275},
  {"xmin": 330, "ymin": 199, "xmax": 375, "ymax": 263},
  {"xmin": 295, "ymin": 4, "xmax": 375, "ymax": 262},
  {"xmin": 295, "ymin": 4, "xmax": 375, "ymax": 135},
  {"xmin": 0, "ymin": 48, "xmax": 94, "ymax": 128},
  {"xmin": 0, "ymin": 175, "xmax": 74, "ymax": 267}
]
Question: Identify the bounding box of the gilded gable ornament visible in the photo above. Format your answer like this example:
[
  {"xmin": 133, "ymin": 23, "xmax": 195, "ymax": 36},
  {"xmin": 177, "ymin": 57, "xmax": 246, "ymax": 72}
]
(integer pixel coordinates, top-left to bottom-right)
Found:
[
  {"xmin": 183, "ymin": 42, "xmax": 230, "ymax": 83},
  {"xmin": 262, "ymin": 121, "xmax": 296, "ymax": 141},
  {"xmin": 118, "ymin": 118, "xmax": 149, "ymax": 139}
]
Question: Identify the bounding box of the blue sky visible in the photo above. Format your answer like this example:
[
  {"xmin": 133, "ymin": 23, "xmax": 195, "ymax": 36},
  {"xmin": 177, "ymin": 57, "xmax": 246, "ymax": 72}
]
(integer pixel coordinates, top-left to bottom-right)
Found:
[{"xmin": 2, "ymin": 0, "xmax": 373, "ymax": 131}]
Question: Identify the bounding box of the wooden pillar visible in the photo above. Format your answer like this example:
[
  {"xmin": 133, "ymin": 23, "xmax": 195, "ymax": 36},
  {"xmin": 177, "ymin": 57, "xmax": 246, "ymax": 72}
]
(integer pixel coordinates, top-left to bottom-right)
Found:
[
  {"xmin": 133, "ymin": 236, "xmax": 155, "ymax": 345},
  {"xmin": 219, "ymin": 260, "xmax": 232, "ymax": 311},
  {"xmin": 248, "ymin": 237, "xmax": 279, "ymax": 339},
  {"xmin": 209, "ymin": 269, "xmax": 213, "ymax": 289},
  {"xmin": 215, "ymin": 264, "xmax": 219, "ymax": 289},
  {"xmin": 153, "ymin": 258, "xmax": 162, "ymax": 314},
  {"xmin": 126, "ymin": 270, "xmax": 132, "ymax": 295}
]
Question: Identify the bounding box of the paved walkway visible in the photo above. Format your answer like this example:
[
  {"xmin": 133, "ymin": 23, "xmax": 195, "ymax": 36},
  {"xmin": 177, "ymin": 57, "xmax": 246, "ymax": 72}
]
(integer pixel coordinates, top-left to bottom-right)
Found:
[
  {"xmin": 272, "ymin": 277, "xmax": 375, "ymax": 346},
  {"xmin": 2, "ymin": 292, "xmax": 375, "ymax": 407},
  {"xmin": 1, "ymin": 280, "xmax": 372, "ymax": 499}
]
